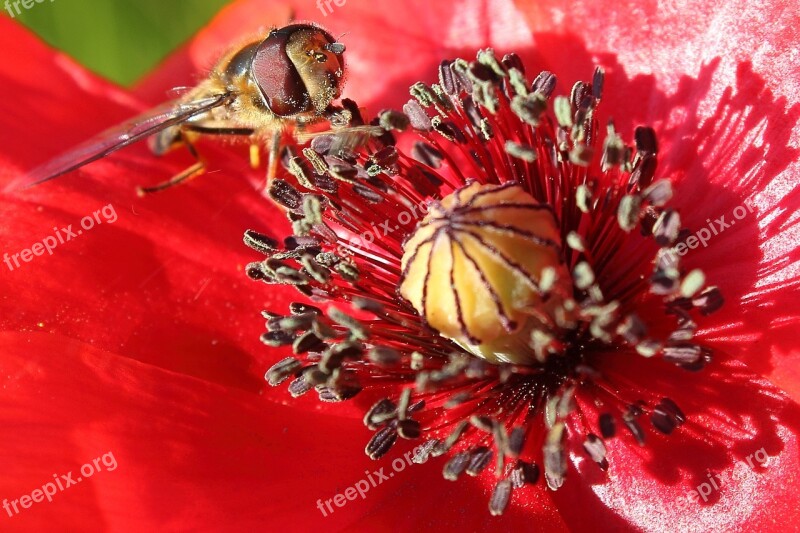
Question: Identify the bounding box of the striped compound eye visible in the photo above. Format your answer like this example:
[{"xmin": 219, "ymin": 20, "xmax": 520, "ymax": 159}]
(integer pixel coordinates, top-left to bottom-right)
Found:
[{"xmin": 399, "ymin": 182, "xmax": 569, "ymax": 364}]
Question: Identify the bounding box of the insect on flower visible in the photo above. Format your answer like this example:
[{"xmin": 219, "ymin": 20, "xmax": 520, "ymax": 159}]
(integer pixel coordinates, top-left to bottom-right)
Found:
[
  {"xmin": 10, "ymin": 23, "xmax": 379, "ymax": 195},
  {"xmin": 247, "ymin": 49, "xmax": 728, "ymax": 516}
]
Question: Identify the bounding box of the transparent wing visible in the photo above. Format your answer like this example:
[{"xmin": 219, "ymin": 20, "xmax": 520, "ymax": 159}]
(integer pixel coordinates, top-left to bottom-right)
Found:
[{"xmin": 9, "ymin": 93, "xmax": 233, "ymax": 191}]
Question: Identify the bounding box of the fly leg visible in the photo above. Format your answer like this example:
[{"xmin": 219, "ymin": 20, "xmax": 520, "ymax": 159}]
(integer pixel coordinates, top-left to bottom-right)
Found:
[
  {"xmin": 138, "ymin": 124, "xmax": 255, "ymax": 195},
  {"xmin": 265, "ymin": 128, "xmax": 282, "ymax": 191},
  {"xmin": 137, "ymin": 136, "xmax": 205, "ymax": 195}
]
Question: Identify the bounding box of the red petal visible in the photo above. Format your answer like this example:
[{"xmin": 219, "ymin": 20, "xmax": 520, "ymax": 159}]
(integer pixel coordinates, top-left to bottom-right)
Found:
[
  {"xmin": 3, "ymin": 0, "xmax": 800, "ymax": 528},
  {"xmin": 0, "ymin": 333, "xmax": 373, "ymax": 529},
  {"xmin": 559, "ymin": 353, "xmax": 800, "ymax": 532},
  {"xmin": 0, "ymin": 332, "xmax": 570, "ymax": 530}
]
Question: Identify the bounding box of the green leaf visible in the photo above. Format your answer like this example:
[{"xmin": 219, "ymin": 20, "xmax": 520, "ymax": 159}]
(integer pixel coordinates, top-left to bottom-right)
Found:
[{"xmin": 12, "ymin": 0, "xmax": 231, "ymax": 86}]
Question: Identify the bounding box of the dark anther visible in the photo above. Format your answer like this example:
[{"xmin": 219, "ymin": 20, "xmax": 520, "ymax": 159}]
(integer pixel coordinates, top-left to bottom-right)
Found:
[
  {"xmin": 599, "ymin": 413, "xmax": 617, "ymax": 439},
  {"xmin": 660, "ymin": 398, "xmax": 686, "ymax": 424},
  {"xmin": 693, "ymin": 286, "xmax": 724, "ymax": 315},
  {"xmin": 630, "ymin": 155, "xmax": 658, "ymax": 188},
  {"xmin": 302, "ymin": 365, "xmax": 329, "ymax": 386},
  {"xmin": 260, "ymin": 330, "xmax": 296, "ymax": 347},
  {"xmin": 634, "ymin": 126, "xmax": 658, "ymax": 155},
  {"xmin": 404, "ymin": 100, "xmax": 432, "ymax": 131},
  {"xmin": 531, "ymin": 71, "xmax": 557, "ymax": 97},
  {"xmin": 466, "ymin": 446, "xmax": 493, "ymax": 476},
  {"xmin": 592, "ymin": 67, "xmax": 605, "ymax": 100},
  {"xmin": 679, "ymin": 347, "xmax": 713, "ymax": 372},
  {"xmin": 325, "ymin": 340, "xmax": 364, "ymax": 361},
  {"xmin": 310, "ymin": 135, "xmax": 335, "ymax": 155},
  {"xmin": 651, "ymin": 406, "xmax": 677, "ymax": 435},
  {"xmin": 506, "ymin": 426, "xmax": 526, "ymax": 458},
  {"xmin": 543, "ymin": 423, "xmax": 567, "ymax": 490},
  {"xmin": 582, "ymin": 434, "xmax": 609, "ymax": 470},
  {"xmin": 243, "ymin": 230, "xmax": 279, "ymax": 254},
  {"xmin": 468, "ymin": 61, "xmax": 498, "ymax": 83},
  {"xmin": 439, "ymin": 60, "xmax": 458, "ymax": 96},
  {"xmin": 289, "ymin": 302, "xmax": 322, "ymax": 316},
  {"xmin": 443, "ymin": 451, "xmax": 471, "ymax": 481},
  {"xmin": 288, "ymin": 376, "xmax": 313, "ymax": 397},
  {"xmin": 340, "ymin": 98, "xmax": 364, "ymax": 125},
  {"xmin": 663, "ymin": 343, "xmax": 702, "ymax": 365},
  {"xmin": 379, "ymin": 110, "xmax": 410, "ymax": 131},
  {"xmin": 489, "ymin": 479, "xmax": 513, "ymax": 516},
  {"xmin": 367, "ymin": 346, "xmax": 401, "ymax": 366},
  {"xmin": 293, "ymin": 331, "xmax": 325, "ymax": 355},
  {"xmin": 268, "ymin": 179, "xmax": 303, "ymax": 211},
  {"xmin": 312, "ymin": 172, "xmax": 338, "ymax": 193},
  {"xmin": 265, "ymin": 357, "xmax": 302, "ymax": 386},
  {"xmin": 653, "ymin": 209, "xmax": 681, "ymax": 247},
  {"xmin": 285, "ymin": 234, "xmax": 321, "ymax": 251},
  {"xmin": 269, "ymin": 313, "xmax": 316, "ymax": 332},
  {"xmin": 372, "ymin": 146, "xmax": 400, "ymax": 167},
  {"xmin": 622, "ymin": 410, "xmax": 646, "ymax": 446},
  {"xmin": 501, "ymin": 53, "xmax": 524, "ymax": 74},
  {"xmin": 397, "ymin": 419, "xmax": 422, "ymax": 439},
  {"xmin": 431, "ymin": 118, "xmax": 467, "ymax": 143},
  {"xmin": 570, "ymin": 81, "xmax": 592, "ymax": 112},
  {"xmin": 461, "ymin": 95, "xmax": 484, "ymax": 130},
  {"xmin": 364, "ymin": 398, "xmax": 397, "ymax": 430},
  {"xmin": 352, "ymin": 297, "xmax": 385, "ymax": 314},
  {"xmin": 245, "ymin": 262, "xmax": 271, "ymax": 281}
]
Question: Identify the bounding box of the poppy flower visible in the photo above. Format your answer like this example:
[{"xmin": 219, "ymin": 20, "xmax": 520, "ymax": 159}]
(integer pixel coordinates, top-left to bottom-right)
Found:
[{"xmin": 0, "ymin": 0, "xmax": 798, "ymax": 531}]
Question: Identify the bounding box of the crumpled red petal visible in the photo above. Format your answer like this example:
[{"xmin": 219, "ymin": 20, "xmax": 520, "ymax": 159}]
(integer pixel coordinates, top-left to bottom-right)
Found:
[
  {"xmin": 510, "ymin": 0, "xmax": 800, "ymax": 399},
  {"xmin": 1, "ymin": 0, "xmax": 799, "ymax": 529},
  {"xmin": 556, "ymin": 353, "xmax": 800, "ymax": 532},
  {"xmin": 0, "ymin": 332, "xmax": 570, "ymax": 530}
]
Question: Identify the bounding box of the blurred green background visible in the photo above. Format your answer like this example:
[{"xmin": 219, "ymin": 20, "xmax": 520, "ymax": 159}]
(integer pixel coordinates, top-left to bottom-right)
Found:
[{"xmin": 11, "ymin": 0, "xmax": 233, "ymax": 86}]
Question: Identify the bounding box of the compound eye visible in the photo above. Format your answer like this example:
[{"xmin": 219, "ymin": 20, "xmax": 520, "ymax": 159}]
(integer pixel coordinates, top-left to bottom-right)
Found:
[
  {"xmin": 251, "ymin": 24, "xmax": 345, "ymax": 118},
  {"xmin": 251, "ymin": 27, "xmax": 311, "ymax": 117},
  {"xmin": 225, "ymin": 42, "xmax": 259, "ymax": 79}
]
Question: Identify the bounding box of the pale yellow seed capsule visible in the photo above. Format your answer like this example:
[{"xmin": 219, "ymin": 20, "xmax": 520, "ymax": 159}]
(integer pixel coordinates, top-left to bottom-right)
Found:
[{"xmin": 399, "ymin": 182, "xmax": 569, "ymax": 364}]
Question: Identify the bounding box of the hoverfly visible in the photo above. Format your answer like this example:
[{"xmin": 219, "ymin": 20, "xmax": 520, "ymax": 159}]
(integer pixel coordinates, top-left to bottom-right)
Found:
[{"xmin": 11, "ymin": 23, "xmax": 379, "ymax": 194}]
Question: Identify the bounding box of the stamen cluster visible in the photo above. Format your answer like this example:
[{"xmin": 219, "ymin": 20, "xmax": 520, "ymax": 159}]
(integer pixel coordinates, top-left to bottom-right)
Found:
[{"xmin": 246, "ymin": 49, "xmax": 723, "ymax": 515}]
